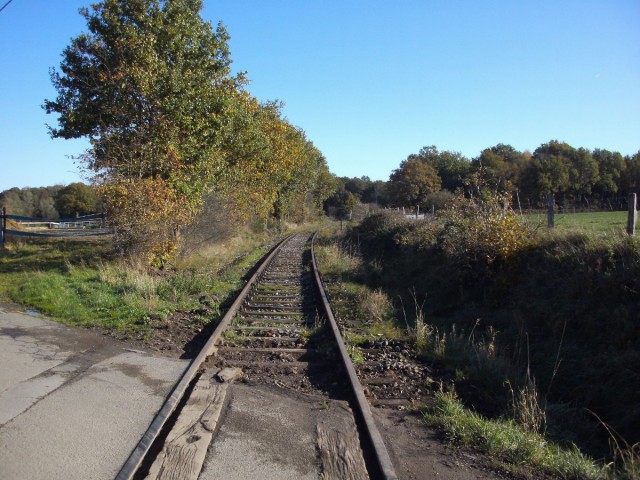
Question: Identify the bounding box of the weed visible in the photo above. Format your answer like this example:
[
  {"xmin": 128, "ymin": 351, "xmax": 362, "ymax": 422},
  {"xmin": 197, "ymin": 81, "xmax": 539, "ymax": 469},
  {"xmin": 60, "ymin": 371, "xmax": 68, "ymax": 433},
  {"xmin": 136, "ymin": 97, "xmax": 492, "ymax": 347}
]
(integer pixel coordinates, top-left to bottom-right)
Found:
[
  {"xmin": 507, "ymin": 379, "xmax": 547, "ymax": 435},
  {"xmin": 604, "ymin": 443, "xmax": 640, "ymax": 480},
  {"xmin": 400, "ymin": 290, "xmax": 430, "ymax": 354},
  {"xmin": 590, "ymin": 410, "xmax": 640, "ymax": 480},
  {"xmin": 344, "ymin": 331, "xmax": 369, "ymax": 346},
  {"xmin": 313, "ymin": 241, "xmax": 362, "ymax": 281},
  {"xmin": 222, "ymin": 329, "xmax": 240, "ymax": 343},
  {"xmin": 359, "ymin": 288, "xmax": 394, "ymax": 323},
  {"xmin": 347, "ymin": 344, "xmax": 365, "ymax": 366}
]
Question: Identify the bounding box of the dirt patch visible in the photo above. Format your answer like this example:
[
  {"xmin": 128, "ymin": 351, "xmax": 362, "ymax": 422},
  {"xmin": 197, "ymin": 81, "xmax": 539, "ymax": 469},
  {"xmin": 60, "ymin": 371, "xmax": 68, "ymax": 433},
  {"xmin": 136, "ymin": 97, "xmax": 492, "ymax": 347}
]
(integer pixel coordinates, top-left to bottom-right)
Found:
[{"xmin": 92, "ymin": 309, "xmax": 216, "ymax": 359}]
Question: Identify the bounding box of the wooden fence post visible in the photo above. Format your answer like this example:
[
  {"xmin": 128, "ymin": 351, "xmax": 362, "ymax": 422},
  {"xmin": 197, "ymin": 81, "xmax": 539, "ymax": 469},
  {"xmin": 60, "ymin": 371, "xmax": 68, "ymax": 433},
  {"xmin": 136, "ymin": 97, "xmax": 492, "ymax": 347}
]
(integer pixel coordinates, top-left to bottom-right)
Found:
[
  {"xmin": 547, "ymin": 194, "xmax": 555, "ymax": 229},
  {"xmin": 628, "ymin": 193, "xmax": 637, "ymax": 236},
  {"xmin": 1, "ymin": 207, "xmax": 6, "ymax": 248}
]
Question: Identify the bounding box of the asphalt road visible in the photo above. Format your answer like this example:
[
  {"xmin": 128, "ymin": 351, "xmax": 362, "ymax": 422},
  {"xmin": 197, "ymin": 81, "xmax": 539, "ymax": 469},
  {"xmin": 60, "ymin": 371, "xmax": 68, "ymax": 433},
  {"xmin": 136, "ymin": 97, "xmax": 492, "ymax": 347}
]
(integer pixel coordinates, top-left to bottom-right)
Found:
[{"xmin": 0, "ymin": 306, "xmax": 189, "ymax": 480}]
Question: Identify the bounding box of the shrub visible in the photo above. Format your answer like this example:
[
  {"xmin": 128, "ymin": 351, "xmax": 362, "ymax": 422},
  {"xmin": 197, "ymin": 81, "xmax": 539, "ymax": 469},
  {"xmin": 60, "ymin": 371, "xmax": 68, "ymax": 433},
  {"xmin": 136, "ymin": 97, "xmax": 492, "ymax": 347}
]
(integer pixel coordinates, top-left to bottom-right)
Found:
[
  {"xmin": 438, "ymin": 186, "xmax": 532, "ymax": 266},
  {"xmin": 99, "ymin": 178, "xmax": 194, "ymax": 266},
  {"xmin": 424, "ymin": 190, "xmax": 456, "ymax": 212}
]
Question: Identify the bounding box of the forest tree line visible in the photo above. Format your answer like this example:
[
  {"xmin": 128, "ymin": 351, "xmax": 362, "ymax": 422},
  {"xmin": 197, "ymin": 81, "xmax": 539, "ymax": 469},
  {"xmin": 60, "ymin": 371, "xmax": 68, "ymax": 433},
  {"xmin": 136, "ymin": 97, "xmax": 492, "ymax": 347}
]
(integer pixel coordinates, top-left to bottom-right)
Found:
[
  {"xmin": 0, "ymin": 183, "xmax": 98, "ymax": 219},
  {"xmin": 7, "ymin": 139, "xmax": 638, "ymax": 227},
  {"xmin": 327, "ymin": 141, "xmax": 640, "ymax": 214}
]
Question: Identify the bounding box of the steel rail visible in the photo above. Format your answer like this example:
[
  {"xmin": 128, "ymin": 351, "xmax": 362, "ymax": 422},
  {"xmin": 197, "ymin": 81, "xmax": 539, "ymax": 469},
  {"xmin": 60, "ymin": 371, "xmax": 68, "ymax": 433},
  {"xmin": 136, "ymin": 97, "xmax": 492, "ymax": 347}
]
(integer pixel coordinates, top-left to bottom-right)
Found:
[
  {"xmin": 310, "ymin": 232, "xmax": 399, "ymax": 480},
  {"xmin": 115, "ymin": 235, "xmax": 294, "ymax": 480}
]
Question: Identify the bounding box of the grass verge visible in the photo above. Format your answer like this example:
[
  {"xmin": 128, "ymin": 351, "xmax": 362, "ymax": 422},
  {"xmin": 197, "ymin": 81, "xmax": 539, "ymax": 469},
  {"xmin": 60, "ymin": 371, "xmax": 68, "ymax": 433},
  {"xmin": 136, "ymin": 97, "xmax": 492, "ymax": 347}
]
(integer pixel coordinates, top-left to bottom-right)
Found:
[
  {"xmin": 0, "ymin": 231, "xmax": 274, "ymax": 334},
  {"xmin": 525, "ymin": 211, "xmax": 627, "ymax": 234},
  {"xmin": 424, "ymin": 390, "xmax": 601, "ymax": 480}
]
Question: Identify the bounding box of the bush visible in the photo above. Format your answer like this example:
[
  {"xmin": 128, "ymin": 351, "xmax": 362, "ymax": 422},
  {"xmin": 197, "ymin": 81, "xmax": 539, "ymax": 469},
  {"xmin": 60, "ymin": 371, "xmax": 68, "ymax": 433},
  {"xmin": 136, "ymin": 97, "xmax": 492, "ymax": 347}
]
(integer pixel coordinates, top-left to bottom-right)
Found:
[
  {"xmin": 100, "ymin": 178, "xmax": 194, "ymax": 267},
  {"xmin": 424, "ymin": 190, "xmax": 456, "ymax": 212},
  {"xmin": 438, "ymin": 187, "xmax": 531, "ymax": 266}
]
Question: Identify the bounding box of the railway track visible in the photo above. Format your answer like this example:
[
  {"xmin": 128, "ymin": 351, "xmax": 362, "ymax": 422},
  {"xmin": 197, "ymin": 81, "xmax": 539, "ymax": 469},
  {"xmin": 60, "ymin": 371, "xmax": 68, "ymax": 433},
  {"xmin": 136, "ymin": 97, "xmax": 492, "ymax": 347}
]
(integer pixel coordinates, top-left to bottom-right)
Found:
[
  {"xmin": 116, "ymin": 232, "xmax": 397, "ymax": 480},
  {"xmin": 210, "ymin": 234, "xmax": 341, "ymax": 395}
]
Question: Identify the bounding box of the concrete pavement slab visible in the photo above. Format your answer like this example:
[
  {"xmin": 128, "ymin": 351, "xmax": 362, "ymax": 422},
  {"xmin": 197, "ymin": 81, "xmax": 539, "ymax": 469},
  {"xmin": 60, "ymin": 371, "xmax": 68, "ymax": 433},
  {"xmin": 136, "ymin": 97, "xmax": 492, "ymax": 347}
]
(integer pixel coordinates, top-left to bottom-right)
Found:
[
  {"xmin": 0, "ymin": 359, "xmax": 83, "ymax": 426},
  {"xmin": 0, "ymin": 307, "xmax": 190, "ymax": 480},
  {"xmin": 0, "ymin": 310, "xmax": 77, "ymax": 393}
]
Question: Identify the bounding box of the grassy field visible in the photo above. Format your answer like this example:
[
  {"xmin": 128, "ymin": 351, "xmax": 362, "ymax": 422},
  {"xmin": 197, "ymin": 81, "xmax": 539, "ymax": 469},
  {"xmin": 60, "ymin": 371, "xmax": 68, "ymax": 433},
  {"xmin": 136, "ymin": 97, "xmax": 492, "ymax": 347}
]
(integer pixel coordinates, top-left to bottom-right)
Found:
[
  {"xmin": 526, "ymin": 210, "xmax": 628, "ymax": 234},
  {"xmin": 0, "ymin": 233, "xmax": 273, "ymax": 333}
]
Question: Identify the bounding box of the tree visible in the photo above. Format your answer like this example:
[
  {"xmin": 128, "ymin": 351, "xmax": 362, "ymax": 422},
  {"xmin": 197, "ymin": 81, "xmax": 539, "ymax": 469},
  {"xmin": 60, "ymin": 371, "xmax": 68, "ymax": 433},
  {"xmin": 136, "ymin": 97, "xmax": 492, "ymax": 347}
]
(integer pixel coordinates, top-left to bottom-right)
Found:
[
  {"xmin": 388, "ymin": 157, "xmax": 442, "ymax": 209},
  {"xmin": 44, "ymin": 0, "xmax": 240, "ymax": 262},
  {"xmin": 273, "ymin": 138, "xmax": 334, "ymax": 224},
  {"xmin": 218, "ymin": 97, "xmax": 331, "ymax": 223},
  {"xmin": 623, "ymin": 151, "xmax": 640, "ymax": 193},
  {"xmin": 593, "ymin": 149, "xmax": 626, "ymax": 202},
  {"xmin": 361, "ymin": 180, "xmax": 389, "ymax": 205},
  {"xmin": 472, "ymin": 144, "xmax": 529, "ymax": 192},
  {"xmin": 308, "ymin": 157, "xmax": 337, "ymax": 215},
  {"xmin": 55, "ymin": 182, "xmax": 98, "ymax": 218},
  {"xmin": 567, "ymin": 147, "xmax": 599, "ymax": 206},
  {"xmin": 414, "ymin": 146, "xmax": 471, "ymax": 191},
  {"xmin": 343, "ymin": 177, "xmax": 370, "ymax": 198},
  {"xmin": 521, "ymin": 141, "xmax": 573, "ymax": 206},
  {"xmin": 0, "ymin": 186, "xmax": 62, "ymax": 218}
]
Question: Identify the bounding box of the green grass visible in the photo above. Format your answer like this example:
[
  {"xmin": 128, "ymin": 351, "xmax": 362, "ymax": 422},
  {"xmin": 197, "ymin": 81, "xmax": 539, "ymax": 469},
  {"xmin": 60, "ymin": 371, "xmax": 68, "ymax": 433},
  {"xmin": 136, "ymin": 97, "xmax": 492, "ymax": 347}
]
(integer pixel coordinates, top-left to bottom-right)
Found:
[
  {"xmin": 526, "ymin": 210, "xmax": 628, "ymax": 234},
  {"xmin": 0, "ymin": 236, "xmax": 272, "ymax": 333},
  {"xmin": 424, "ymin": 391, "xmax": 601, "ymax": 480}
]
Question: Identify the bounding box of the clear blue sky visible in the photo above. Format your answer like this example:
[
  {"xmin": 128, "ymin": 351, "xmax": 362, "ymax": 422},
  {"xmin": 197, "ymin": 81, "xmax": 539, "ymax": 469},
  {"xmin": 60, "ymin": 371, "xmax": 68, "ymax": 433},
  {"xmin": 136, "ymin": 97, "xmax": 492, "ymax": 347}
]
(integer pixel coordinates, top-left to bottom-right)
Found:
[{"xmin": 1, "ymin": 0, "xmax": 639, "ymax": 191}]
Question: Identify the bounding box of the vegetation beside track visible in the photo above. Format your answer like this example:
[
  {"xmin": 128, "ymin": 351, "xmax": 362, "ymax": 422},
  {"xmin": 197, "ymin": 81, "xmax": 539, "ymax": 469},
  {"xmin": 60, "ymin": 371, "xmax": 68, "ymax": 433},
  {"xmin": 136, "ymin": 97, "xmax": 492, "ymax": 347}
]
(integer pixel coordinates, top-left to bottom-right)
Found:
[
  {"xmin": 0, "ymin": 230, "xmax": 276, "ymax": 337},
  {"xmin": 316, "ymin": 208, "xmax": 640, "ymax": 479}
]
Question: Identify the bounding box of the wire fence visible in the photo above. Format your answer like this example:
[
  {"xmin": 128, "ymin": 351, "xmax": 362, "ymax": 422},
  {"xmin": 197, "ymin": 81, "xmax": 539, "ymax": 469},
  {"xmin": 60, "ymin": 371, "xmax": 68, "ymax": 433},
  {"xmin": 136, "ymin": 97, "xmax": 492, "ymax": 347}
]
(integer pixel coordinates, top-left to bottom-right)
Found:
[{"xmin": 1, "ymin": 209, "xmax": 113, "ymax": 245}]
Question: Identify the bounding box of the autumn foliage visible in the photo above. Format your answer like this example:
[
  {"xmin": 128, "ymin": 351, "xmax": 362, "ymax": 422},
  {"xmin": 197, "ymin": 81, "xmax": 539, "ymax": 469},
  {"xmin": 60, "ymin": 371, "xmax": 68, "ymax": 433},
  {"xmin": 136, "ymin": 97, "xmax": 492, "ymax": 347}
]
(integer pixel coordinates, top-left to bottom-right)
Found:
[
  {"xmin": 99, "ymin": 178, "xmax": 193, "ymax": 266},
  {"xmin": 439, "ymin": 180, "xmax": 531, "ymax": 265},
  {"xmin": 45, "ymin": 1, "xmax": 334, "ymax": 264}
]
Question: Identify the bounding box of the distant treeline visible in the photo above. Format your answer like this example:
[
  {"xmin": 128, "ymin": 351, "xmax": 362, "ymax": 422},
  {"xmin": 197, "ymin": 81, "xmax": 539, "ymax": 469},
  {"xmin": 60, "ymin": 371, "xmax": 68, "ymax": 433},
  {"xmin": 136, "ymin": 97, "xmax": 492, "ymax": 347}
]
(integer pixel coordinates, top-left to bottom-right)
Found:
[
  {"xmin": 0, "ymin": 183, "xmax": 99, "ymax": 219},
  {"xmin": 327, "ymin": 141, "xmax": 640, "ymax": 213}
]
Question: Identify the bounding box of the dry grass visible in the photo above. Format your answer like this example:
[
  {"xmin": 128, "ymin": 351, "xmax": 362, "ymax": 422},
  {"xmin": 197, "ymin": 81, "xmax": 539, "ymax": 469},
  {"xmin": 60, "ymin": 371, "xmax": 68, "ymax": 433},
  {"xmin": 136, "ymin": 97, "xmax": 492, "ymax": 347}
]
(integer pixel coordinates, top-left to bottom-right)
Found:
[
  {"xmin": 313, "ymin": 241, "xmax": 362, "ymax": 280},
  {"xmin": 358, "ymin": 288, "xmax": 394, "ymax": 323}
]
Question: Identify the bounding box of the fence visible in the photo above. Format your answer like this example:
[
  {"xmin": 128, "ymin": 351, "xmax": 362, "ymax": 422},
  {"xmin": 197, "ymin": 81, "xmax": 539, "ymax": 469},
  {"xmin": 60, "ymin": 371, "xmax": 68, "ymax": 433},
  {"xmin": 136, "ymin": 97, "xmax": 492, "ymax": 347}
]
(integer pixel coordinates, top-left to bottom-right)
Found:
[
  {"xmin": 545, "ymin": 193, "xmax": 637, "ymax": 235},
  {"xmin": 1, "ymin": 208, "xmax": 112, "ymax": 246}
]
